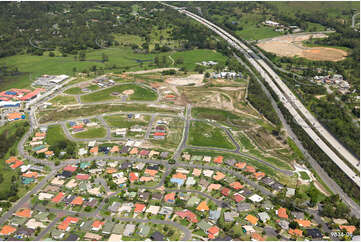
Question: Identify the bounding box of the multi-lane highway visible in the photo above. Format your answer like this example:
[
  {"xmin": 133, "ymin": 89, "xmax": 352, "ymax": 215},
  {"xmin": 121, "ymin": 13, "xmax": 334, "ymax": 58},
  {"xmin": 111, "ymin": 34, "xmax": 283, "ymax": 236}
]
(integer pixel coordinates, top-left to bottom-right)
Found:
[{"xmin": 162, "ymin": 3, "xmax": 360, "ymax": 186}]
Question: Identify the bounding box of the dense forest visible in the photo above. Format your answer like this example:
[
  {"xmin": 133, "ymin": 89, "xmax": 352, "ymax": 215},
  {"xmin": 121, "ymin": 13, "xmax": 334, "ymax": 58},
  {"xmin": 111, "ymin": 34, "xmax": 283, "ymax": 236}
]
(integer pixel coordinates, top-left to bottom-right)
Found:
[{"xmin": 247, "ymin": 76, "xmax": 281, "ymax": 126}]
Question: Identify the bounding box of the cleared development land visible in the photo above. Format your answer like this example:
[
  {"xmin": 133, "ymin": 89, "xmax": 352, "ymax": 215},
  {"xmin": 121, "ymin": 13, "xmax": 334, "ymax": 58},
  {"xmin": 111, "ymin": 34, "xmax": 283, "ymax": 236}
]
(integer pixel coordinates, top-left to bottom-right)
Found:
[{"xmin": 257, "ymin": 33, "xmax": 348, "ymax": 61}]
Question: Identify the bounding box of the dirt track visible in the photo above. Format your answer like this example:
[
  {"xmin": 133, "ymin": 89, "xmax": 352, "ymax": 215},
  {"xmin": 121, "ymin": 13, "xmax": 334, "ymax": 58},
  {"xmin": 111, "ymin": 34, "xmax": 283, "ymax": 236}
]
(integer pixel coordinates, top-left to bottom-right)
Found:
[{"xmin": 257, "ymin": 33, "xmax": 348, "ymax": 61}]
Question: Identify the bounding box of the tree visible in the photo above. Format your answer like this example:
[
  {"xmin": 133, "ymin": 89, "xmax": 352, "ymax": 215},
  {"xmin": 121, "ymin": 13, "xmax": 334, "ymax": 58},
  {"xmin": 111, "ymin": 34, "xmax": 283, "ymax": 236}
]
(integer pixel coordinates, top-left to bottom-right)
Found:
[
  {"xmin": 48, "ymin": 52, "xmax": 55, "ymax": 57},
  {"xmin": 102, "ymin": 53, "xmax": 108, "ymax": 62},
  {"xmin": 79, "ymin": 51, "xmax": 86, "ymax": 61}
]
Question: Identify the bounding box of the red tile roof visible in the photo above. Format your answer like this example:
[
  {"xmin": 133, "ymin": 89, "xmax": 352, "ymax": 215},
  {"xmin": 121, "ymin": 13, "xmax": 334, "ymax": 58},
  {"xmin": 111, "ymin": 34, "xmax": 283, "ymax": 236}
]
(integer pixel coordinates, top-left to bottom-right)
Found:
[
  {"xmin": 233, "ymin": 194, "xmax": 245, "ymax": 203},
  {"xmin": 134, "ymin": 203, "xmax": 146, "ymax": 213},
  {"xmin": 221, "ymin": 187, "xmax": 230, "ymax": 196},
  {"xmin": 175, "ymin": 210, "xmax": 198, "ymax": 223},
  {"xmin": 76, "ymin": 174, "xmax": 90, "ymax": 180},
  {"xmin": 64, "ymin": 165, "xmax": 77, "ymax": 172},
  {"xmin": 0, "ymin": 225, "xmax": 16, "ymax": 235},
  {"xmin": 52, "ymin": 192, "xmax": 64, "ymax": 203}
]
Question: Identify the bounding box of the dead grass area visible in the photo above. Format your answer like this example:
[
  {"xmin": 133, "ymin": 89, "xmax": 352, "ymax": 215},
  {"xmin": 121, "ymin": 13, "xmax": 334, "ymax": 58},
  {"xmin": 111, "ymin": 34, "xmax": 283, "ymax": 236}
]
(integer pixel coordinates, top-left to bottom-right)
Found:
[
  {"xmin": 165, "ymin": 74, "xmax": 204, "ymax": 86},
  {"xmin": 244, "ymin": 127, "xmax": 284, "ymax": 151},
  {"xmin": 257, "ymin": 33, "xmax": 348, "ymax": 61}
]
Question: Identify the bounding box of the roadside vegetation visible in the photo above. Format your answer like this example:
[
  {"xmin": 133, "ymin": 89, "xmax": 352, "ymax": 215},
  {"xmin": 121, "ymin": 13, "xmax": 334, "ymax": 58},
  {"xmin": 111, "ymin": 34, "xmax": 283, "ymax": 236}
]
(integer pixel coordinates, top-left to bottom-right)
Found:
[
  {"xmin": 0, "ymin": 120, "xmax": 29, "ymax": 202},
  {"xmin": 73, "ymin": 127, "xmax": 107, "ymax": 139}
]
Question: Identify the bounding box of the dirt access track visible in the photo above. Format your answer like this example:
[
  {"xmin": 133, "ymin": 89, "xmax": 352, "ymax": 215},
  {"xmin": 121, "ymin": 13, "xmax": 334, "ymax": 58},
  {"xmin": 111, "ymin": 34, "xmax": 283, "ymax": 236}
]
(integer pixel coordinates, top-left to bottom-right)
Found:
[{"xmin": 257, "ymin": 33, "xmax": 348, "ymax": 61}]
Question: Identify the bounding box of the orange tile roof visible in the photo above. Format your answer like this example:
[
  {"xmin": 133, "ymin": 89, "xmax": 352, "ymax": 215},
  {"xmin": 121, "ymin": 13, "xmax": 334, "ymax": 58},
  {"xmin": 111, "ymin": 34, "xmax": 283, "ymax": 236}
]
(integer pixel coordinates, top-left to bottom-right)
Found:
[
  {"xmin": 213, "ymin": 156, "xmax": 223, "ymax": 164},
  {"xmin": 52, "ymin": 192, "xmax": 64, "ymax": 203},
  {"xmin": 22, "ymin": 172, "xmax": 38, "ymax": 178},
  {"xmin": 164, "ymin": 192, "xmax": 176, "ymax": 203},
  {"xmin": 129, "ymin": 147, "xmax": 139, "ymax": 155},
  {"xmin": 251, "ymin": 232, "xmax": 265, "ymax": 241},
  {"xmin": 110, "ymin": 146, "xmax": 119, "ymax": 153},
  {"xmin": 140, "ymin": 176, "xmax": 154, "ymax": 182},
  {"xmin": 58, "ymin": 217, "xmax": 79, "ymax": 231},
  {"xmin": 213, "ymin": 171, "xmax": 225, "ymax": 181},
  {"xmin": 246, "ymin": 214, "xmax": 258, "ymax": 225},
  {"xmin": 36, "ymin": 147, "xmax": 48, "ymax": 154},
  {"xmin": 90, "ymin": 146, "xmax": 98, "ymax": 154},
  {"xmin": 35, "ymin": 132, "xmax": 46, "ymax": 137},
  {"xmin": 289, "ymin": 229, "xmax": 303, "ymax": 237},
  {"xmin": 254, "ymin": 172, "xmax": 265, "ymax": 180},
  {"xmin": 7, "ymin": 112, "xmax": 23, "ymax": 120},
  {"xmin": 10, "ymin": 160, "xmax": 24, "ymax": 169},
  {"xmin": 295, "ymin": 219, "xmax": 311, "ymax": 227},
  {"xmin": 208, "ymin": 226, "xmax": 219, "ymax": 235},
  {"xmin": 145, "ymin": 169, "xmax": 158, "ymax": 177},
  {"xmin": 339, "ymin": 225, "xmax": 356, "ymax": 234},
  {"xmin": 196, "ymin": 201, "xmax": 209, "ymax": 211},
  {"xmin": 207, "ymin": 183, "xmax": 221, "ymax": 192},
  {"xmin": 45, "ymin": 150, "xmax": 54, "ymax": 156},
  {"xmin": 71, "ymin": 196, "xmax": 84, "ymax": 206},
  {"xmin": 0, "ymin": 225, "xmax": 16, "ymax": 235},
  {"xmin": 134, "ymin": 203, "xmax": 146, "ymax": 213},
  {"xmin": 235, "ymin": 162, "xmax": 246, "ymax": 169},
  {"xmin": 192, "ymin": 169, "xmax": 202, "ymax": 176},
  {"xmin": 172, "ymin": 172, "xmax": 186, "ymax": 180},
  {"xmin": 230, "ymin": 181, "xmax": 243, "ymax": 190},
  {"xmin": 277, "ymin": 208, "xmax": 288, "ymax": 219},
  {"xmin": 245, "ymin": 165, "xmax": 256, "ymax": 173},
  {"xmin": 15, "ymin": 208, "xmax": 32, "ymax": 218},
  {"xmin": 129, "ymin": 172, "xmax": 138, "ymax": 182},
  {"xmin": 106, "ymin": 168, "xmax": 117, "ymax": 174},
  {"xmin": 92, "ymin": 220, "xmax": 105, "ymax": 229},
  {"xmin": 5, "ymin": 156, "xmax": 18, "ymax": 164}
]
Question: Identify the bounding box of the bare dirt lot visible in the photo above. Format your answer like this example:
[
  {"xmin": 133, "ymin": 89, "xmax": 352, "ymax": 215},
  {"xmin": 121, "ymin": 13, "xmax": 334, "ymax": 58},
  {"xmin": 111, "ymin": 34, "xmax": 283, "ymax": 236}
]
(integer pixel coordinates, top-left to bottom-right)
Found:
[
  {"xmin": 257, "ymin": 33, "xmax": 348, "ymax": 61},
  {"xmin": 165, "ymin": 74, "xmax": 204, "ymax": 86}
]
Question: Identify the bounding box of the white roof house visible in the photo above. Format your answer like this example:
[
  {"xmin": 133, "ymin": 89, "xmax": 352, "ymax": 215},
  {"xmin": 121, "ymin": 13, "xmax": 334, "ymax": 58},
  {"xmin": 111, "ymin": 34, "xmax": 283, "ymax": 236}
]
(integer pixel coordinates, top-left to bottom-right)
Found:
[
  {"xmin": 249, "ymin": 194, "xmax": 263, "ymax": 203},
  {"xmin": 88, "ymin": 140, "xmax": 96, "ymax": 147},
  {"xmin": 146, "ymin": 205, "xmax": 160, "ymax": 215},
  {"xmin": 38, "ymin": 192, "xmax": 54, "ymax": 200}
]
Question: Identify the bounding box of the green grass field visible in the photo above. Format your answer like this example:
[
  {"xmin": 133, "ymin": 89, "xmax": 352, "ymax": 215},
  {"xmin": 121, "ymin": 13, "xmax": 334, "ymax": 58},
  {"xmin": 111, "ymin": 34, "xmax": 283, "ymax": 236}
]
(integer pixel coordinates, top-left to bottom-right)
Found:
[
  {"xmin": 45, "ymin": 124, "xmax": 69, "ymax": 146},
  {"xmin": 64, "ymin": 87, "xmax": 83, "ymax": 95},
  {"xmin": 73, "ymin": 127, "xmax": 107, "ymax": 139},
  {"xmin": 188, "ymin": 121, "xmax": 235, "ymax": 149},
  {"xmin": 299, "ymin": 171, "xmax": 310, "ymax": 180},
  {"xmin": 80, "ymin": 84, "xmax": 157, "ymax": 103},
  {"xmin": 49, "ymin": 95, "xmax": 77, "ymax": 106},
  {"xmin": 104, "ymin": 115, "xmax": 148, "ymax": 128},
  {"xmin": 236, "ymin": 25, "xmax": 283, "ymax": 41},
  {"xmin": 0, "ymin": 47, "xmax": 227, "ymax": 91}
]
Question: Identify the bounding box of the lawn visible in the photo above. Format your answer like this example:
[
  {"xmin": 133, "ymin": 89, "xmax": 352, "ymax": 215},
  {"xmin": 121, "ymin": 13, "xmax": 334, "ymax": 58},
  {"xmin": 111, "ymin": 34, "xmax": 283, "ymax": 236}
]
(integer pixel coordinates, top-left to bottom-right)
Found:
[
  {"xmin": 188, "ymin": 121, "xmax": 235, "ymax": 150},
  {"xmin": 0, "ymin": 47, "xmax": 227, "ymax": 91},
  {"xmin": 73, "ymin": 127, "xmax": 107, "ymax": 139},
  {"xmin": 170, "ymin": 49, "xmax": 227, "ymax": 70},
  {"xmin": 64, "ymin": 87, "xmax": 83, "ymax": 95},
  {"xmin": 49, "ymin": 95, "xmax": 77, "ymax": 106},
  {"xmin": 80, "ymin": 84, "xmax": 157, "ymax": 103},
  {"xmin": 236, "ymin": 25, "xmax": 283, "ymax": 41},
  {"xmin": 299, "ymin": 171, "xmax": 310, "ymax": 180},
  {"xmin": 104, "ymin": 115, "xmax": 148, "ymax": 128},
  {"xmin": 45, "ymin": 125, "xmax": 68, "ymax": 146}
]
